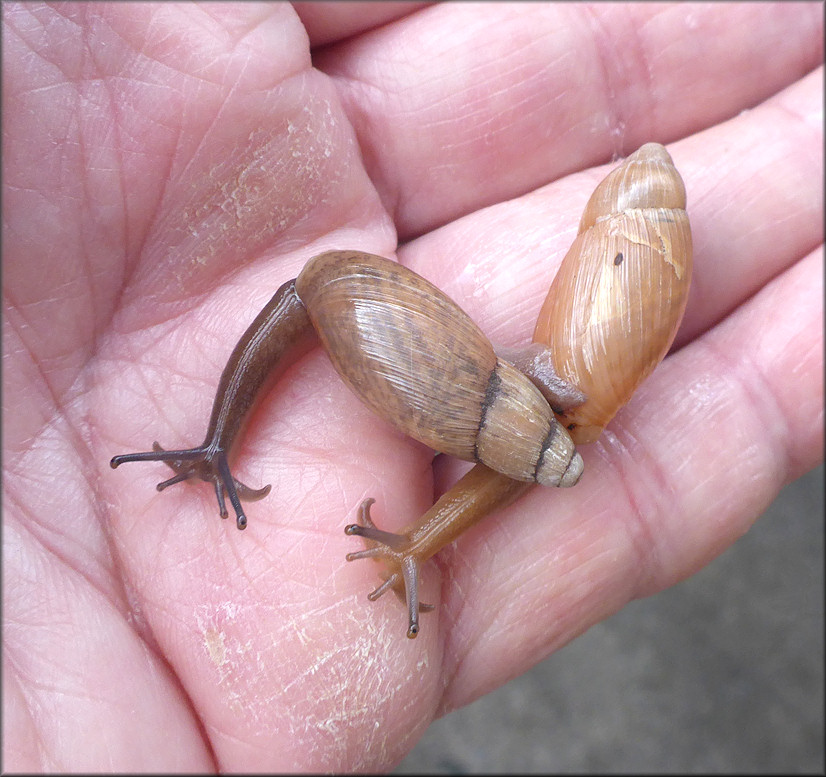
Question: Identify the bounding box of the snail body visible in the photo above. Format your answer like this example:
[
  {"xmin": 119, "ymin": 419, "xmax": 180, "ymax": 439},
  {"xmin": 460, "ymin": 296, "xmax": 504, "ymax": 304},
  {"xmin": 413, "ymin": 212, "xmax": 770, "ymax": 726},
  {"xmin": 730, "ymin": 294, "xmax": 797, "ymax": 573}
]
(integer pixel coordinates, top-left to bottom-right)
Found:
[
  {"xmin": 346, "ymin": 143, "xmax": 693, "ymax": 636},
  {"xmin": 111, "ymin": 252, "xmax": 583, "ymax": 530}
]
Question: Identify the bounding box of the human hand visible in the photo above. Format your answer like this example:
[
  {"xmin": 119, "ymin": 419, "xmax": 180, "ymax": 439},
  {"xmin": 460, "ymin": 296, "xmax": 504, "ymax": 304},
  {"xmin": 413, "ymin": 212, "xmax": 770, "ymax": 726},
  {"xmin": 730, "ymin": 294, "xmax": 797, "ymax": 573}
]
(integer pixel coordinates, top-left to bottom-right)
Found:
[{"xmin": 3, "ymin": 2, "xmax": 822, "ymax": 771}]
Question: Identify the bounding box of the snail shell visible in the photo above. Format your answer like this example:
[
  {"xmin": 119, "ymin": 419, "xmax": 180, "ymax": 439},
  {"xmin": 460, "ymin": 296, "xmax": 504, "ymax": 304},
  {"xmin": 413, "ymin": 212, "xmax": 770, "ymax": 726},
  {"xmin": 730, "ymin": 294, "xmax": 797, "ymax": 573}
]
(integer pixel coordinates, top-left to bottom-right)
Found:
[
  {"xmin": 534, "ymin": 143, "xmax": 693, "ymax": 444},
  {"xmin": 296, "ymin": 251, "xmax": 582, "ymax": 487}
]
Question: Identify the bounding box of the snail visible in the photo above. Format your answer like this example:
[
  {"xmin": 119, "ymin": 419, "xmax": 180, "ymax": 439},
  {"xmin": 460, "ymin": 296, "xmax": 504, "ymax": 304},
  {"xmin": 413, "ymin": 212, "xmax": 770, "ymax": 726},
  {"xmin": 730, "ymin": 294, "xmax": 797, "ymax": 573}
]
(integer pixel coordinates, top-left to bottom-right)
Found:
[
  {"xmin": 534, "ymin": 142, "xmax": 693, "ymax": 443},
  {"xmin": 344, "ymin": 142, "xmax": 693, "ymax": 636},
  {"xmin": 111, "ymin": 252, "xmax": 585, "ymax": 530}
]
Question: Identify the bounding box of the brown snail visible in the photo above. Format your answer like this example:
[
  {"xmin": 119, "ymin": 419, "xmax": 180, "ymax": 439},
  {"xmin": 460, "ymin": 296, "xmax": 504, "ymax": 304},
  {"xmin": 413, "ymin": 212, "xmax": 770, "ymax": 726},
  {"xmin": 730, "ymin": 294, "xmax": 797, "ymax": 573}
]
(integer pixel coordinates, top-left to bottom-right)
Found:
[
  {"xmin": 111, "ymin": 252, "xmax": 584, "ymax": 530},
  {"xmin": 344, "ymin": 142, "xmax": 693, "ymax": 636}
]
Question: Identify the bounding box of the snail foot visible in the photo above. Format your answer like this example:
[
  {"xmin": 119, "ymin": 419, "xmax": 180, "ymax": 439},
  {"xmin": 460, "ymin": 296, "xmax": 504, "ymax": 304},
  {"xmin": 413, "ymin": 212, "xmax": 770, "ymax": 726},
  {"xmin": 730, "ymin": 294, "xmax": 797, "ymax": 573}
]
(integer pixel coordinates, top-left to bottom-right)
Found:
[
  {"xmin": 345, "ymin": 498, "xmax": 434, "ymax": 638},
  {"xmin": 110, "ymin": 441, "xmax": 270, "ymax": 530}
]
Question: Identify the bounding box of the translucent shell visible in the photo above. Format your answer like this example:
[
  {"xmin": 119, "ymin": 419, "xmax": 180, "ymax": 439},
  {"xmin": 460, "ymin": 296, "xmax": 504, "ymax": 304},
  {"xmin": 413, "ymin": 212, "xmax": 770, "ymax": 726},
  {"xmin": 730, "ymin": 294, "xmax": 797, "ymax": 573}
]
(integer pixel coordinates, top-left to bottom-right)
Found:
[{"xmin": 534, "ymin": 143, "xmax": 693, "ymax": 444}]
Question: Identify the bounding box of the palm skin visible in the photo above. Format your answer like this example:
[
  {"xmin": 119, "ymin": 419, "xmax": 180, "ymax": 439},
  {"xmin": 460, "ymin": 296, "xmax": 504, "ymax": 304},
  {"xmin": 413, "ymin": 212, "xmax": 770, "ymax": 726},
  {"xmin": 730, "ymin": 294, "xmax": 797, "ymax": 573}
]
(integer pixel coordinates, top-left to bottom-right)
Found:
[{"xmin": 3, "ymin": 3, "xmax": 822, "ymax": 771}]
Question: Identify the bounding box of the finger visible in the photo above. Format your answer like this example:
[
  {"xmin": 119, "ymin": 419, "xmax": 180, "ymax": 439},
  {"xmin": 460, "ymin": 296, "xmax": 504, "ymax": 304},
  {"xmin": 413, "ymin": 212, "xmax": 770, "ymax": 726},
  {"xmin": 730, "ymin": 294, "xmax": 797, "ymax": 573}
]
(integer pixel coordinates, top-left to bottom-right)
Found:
[
  {"xmin": 318, "ymin": 3, "xmax": 823, "ymax": 238},
  {"xmin": 401, "ymin": 67, "xmax": 823, "ymax": 361},
  {"xmin": 375, "ymin": 62, "xmax": 822, "ymax": 710},
  {"xmin": 675, "ymin": 66, "xmax": 823, "ymax": 344},
  {"xmin": 417, "ymin": 68, "xmax": 823, "ymax": 706},
  {"xmin": 293, "ymin": 1, "xmax": 428, "ymax": 47},
  {"xmin": 439, "ymin": 244, "xmax": 822, "ymax": 711}
]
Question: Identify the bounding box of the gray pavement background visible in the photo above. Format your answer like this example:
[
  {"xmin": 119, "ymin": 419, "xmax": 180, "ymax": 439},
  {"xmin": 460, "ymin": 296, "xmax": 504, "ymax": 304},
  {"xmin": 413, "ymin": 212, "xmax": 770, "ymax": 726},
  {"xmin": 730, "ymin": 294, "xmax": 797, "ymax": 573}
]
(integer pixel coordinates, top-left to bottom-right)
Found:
[{"xmin": 396, "ymin": 464, "xmax": 824, "ymax": 774}]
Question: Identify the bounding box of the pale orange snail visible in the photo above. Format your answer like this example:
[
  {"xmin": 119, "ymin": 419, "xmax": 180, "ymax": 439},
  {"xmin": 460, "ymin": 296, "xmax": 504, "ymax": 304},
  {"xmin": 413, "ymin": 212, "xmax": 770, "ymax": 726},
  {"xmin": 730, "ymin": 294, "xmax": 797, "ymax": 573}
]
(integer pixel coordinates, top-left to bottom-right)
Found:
[{"xmin": 343, "ymin": 143, "xmax": 693, "ymax": 636}]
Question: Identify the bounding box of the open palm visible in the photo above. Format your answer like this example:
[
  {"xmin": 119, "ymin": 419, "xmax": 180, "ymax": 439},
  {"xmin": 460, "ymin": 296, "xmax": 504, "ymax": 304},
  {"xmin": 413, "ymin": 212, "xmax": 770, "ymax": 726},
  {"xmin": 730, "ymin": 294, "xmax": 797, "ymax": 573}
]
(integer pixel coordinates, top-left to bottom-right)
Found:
[{"xmin": 3, "ymin": 3, "xmax": 822, "ymax": 771}]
